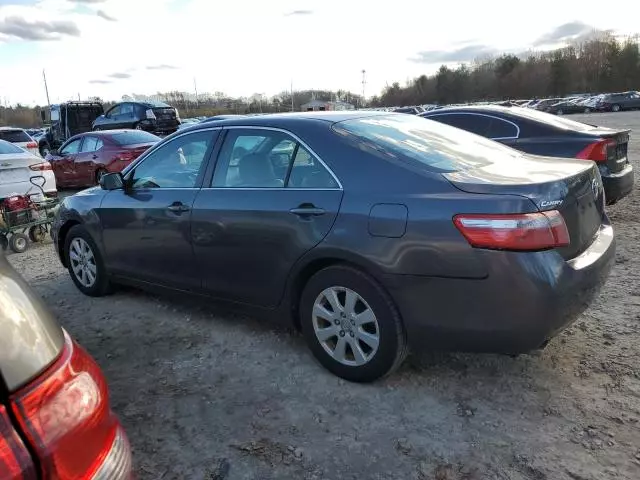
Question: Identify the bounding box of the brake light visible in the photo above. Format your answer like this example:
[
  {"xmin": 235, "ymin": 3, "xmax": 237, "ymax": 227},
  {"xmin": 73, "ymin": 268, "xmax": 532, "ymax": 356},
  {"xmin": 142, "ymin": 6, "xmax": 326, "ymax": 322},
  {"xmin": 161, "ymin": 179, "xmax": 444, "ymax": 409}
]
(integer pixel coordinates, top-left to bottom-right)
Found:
[
  {"xmin": 0, "ymin": 405, "xmax": 37, "ymax": 479},
  {"xmin": 29, "ymin": 162, "xmax": 52, "ymax": 171},
  {"xmin": 453, "ymin": 210, "xmax": 570, "ymax": 251},
  {"xmin": 576, "ymin": 139, "xmax": 615, "ymax": 162},
  {"xmin": 26, "ymin": 142, "xmax": 38, "ymax": 149},
  {"xmin": 10, "ymin": 332, "xmax": 132, "ymax": 479}
]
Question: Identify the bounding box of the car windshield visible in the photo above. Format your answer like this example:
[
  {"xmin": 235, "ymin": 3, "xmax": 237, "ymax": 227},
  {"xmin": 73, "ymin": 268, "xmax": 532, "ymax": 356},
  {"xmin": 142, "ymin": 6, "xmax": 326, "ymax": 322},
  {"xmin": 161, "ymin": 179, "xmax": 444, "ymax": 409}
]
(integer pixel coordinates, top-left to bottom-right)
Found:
[
  {"xmin": 110, "ymin": 131, "xmax": 161, "ymax": 145},
  {"xmin": 333, "ymin": 114, "xmax": 522, "ymax": 173},
  {"xmin": 0, "ymin": 129, "xmax": 31, "ymax": 143},
  {"xmin": 0, "ymin": 139, "xmax": 26, "ymax": 154}
]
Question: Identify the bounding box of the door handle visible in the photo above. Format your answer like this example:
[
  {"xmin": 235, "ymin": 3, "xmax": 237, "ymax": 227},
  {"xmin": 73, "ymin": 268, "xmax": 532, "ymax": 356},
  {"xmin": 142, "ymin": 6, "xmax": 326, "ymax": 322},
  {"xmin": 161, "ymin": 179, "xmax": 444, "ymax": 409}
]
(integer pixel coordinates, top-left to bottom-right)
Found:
[
  {"xmin": 92, "ymin": 155, "xmax": 98, "ymax": 160},
  {"xmin": 289, "ymin": 204, "xmax": 325, "ymax": 217},
  {"xmin": 167, "ymin": 202, "xmax": 190, "ymax": 213}
]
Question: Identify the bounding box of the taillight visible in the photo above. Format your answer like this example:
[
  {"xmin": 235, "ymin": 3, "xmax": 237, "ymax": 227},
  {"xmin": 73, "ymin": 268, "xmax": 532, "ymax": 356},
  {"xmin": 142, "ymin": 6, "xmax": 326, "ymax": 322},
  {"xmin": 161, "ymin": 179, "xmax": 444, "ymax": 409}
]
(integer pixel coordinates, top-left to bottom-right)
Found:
[
  {"xmin": 10, "ymin": 332, "xmax": 131, "ymax": 479},
  {"xmin": 0, "ymin": 405, "xmax": 37, "ymax": 480},
  {"xmin": 453, "ymin": 210, "xmax": 570, "ymax": 251},
  {"xmin": 29, "ymin": 162, "xmax": 52, "ymax": 171},
  {"xmin": 576, "ymin": 139, "xmax": 615, "ymax": 163},
  {"xmin": 26, "ymin": 142, "xmax": 38, "ymax": 149}
]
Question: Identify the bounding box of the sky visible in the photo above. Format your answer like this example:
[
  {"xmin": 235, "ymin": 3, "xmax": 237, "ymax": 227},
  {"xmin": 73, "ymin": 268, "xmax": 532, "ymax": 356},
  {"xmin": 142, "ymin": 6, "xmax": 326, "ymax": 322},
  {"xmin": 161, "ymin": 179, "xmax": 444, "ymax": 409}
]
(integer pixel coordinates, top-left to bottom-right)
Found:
[{"xmin": 0, "ymin": 0, "xmax": 639, "ymax": 106}]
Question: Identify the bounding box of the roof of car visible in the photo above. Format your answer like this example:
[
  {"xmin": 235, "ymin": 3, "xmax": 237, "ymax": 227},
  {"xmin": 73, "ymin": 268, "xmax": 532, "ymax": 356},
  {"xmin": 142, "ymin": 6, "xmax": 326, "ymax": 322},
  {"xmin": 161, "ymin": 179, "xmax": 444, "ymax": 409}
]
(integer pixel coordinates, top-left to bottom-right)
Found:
[
  {"xmin": 422, "ymin": 105, "xmax": 514, "ymax": 115},
  {"xmin": 191, "ymin": 111, "xmax": 392, "ymax": 130},
  {"xmin": 0, "ymin": 126, "xmax": 25, "ymax": 131}
]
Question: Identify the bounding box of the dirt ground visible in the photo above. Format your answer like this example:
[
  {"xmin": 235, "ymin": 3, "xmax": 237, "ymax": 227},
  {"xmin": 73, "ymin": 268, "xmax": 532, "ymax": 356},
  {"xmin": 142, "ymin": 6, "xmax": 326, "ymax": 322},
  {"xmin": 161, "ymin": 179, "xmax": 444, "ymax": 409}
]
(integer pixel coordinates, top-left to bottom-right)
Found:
[{"xmin": 7, "ymin": 111, "xmax": 640, "ymax": 480}]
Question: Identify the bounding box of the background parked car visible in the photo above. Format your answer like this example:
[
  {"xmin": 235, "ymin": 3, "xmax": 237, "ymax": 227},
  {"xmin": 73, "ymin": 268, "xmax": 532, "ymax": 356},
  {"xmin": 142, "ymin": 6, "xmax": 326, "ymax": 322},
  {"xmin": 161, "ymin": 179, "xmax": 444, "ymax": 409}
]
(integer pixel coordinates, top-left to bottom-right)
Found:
[
  {"xmin": 93, "ymin": 100, "xmax": 181, "ymax": 136},
  {"xmin": 0, "ymin": 127, "xmax": 40, "ymax": 157},
  {"xmin": 0, "ymin": 253, "xmax": 132, "ymax": 479},
  {"xmin": 46, "ymin": 129, "xmax": 160, "ymax": 188},
  {"xmin": 53, "ymin": 112, "xmax": 614, "ymax": 382},
  {"xmin": 420, "ymin": 105, "xmax": 634, "ymax": 204},
  {"xmin": 596, "ymin": 91, "xmax": 640, "ymax": 112},
  {"xmin": 0, "ymin": 139, "xmax": 56, "ymax": 200},
  {"xmin": 546, "ymin": 97, "xmax": 593, "ymax": 115}
]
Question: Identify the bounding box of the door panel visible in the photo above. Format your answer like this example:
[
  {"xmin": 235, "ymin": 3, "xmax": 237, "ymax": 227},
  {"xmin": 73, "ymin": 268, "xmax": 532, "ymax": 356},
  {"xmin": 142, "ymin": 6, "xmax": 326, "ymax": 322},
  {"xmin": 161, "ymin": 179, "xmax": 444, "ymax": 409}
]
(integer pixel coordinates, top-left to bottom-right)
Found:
[
  {"xmin": 99, "ymin": 189, "xmax": 200, "ymax": 289},
  {"xmin": 191, "ymin": 188, "xmax": 342, "ymax": 307},
  {"xmin": 97, "ymin": 128, "xmax": 220, "ymax": 289}
]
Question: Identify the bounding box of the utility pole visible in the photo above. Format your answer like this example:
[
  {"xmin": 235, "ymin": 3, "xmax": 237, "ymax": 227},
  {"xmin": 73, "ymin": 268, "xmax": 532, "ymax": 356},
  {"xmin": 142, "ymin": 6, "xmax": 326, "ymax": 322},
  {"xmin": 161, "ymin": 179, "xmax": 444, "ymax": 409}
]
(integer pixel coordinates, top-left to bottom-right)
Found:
[
  {"xmin": 361, "ymin": 69, "xmax": 367, "ymax": 108},
  {"xmin": 42, "ymin": 70, "xmax": 51, "ymax": 108},
  {"xmin": 193, "ymin": 77, "xmax": 198, "ymax": 108},
  {"xmin": 291, "ymin": 80, "xmax": 294, "ymax": 112}
]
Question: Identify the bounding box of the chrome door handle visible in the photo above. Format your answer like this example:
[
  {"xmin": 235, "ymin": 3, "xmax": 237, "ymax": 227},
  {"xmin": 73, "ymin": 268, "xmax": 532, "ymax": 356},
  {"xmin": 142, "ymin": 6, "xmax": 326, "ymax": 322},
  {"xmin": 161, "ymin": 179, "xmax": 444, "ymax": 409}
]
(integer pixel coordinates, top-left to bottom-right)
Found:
[
  {"xmin": 167, "ymin": 202, "xmax": 190, "ymax": 213},
  {"xmin": 289, "ymin": 206, "xmax": 325, "ymax": 217}
]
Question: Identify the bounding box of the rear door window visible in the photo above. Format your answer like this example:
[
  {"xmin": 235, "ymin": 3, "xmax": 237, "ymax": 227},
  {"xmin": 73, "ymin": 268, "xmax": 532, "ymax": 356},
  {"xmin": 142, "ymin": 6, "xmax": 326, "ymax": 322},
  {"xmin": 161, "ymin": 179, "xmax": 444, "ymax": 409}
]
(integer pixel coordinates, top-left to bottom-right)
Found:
[
  {"xmin": 426, "ymin": 113, "xmax": 492, "ymax": 136},
  {"xmin": 80, "ymin": 136, "xmax": 99, "ymax": 153},
  {"xmin": 60, "ymin": 139, "xmax": 82, "ymax": 155}
]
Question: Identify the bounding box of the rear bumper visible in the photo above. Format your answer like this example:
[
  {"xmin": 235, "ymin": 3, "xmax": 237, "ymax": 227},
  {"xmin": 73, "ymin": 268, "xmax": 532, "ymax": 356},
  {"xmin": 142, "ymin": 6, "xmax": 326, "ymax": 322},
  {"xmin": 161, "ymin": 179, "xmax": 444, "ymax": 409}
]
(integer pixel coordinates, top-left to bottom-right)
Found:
[
  {"xmin": 603, "ymin": 164, "xmax": 634, "ymax": 204},
  {"xmin": 382, "ymin": 223, "xmax": 615, "ymax": 354}
]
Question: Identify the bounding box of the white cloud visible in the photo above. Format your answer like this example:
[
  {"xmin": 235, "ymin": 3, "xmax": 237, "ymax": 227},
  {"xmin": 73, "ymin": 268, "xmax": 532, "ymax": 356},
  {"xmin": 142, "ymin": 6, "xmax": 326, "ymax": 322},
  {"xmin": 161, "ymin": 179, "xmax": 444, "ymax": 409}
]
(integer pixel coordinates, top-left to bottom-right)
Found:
[{"xmin": 1, "ymin": 0, "xmax": 639, "ymax": 105}]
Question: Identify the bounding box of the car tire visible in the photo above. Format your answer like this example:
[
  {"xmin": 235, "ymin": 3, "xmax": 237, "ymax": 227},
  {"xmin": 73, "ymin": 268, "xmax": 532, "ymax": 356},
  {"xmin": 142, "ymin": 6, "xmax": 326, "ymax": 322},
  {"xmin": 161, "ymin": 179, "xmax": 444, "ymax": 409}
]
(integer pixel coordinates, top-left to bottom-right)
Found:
[
  {"xmin": 612, "ymin": 104, "xmax": 621, "ymax": 112},
  {"xmin": 9, "ymin": 233, "xmax": 29, "ymax": 254},
  {"xmin": 39, "ymin": 143, "xmax": 50, "ymax": 158},
  {"xmin": 299, "ymin": 265, "xmax": 407, "ymax": 382},
  {"xmin": 95, "ymin": 168, "xmax": 108, "ymax": 185},
  {"xmin": 556, "ymin": 109, "xmax": 563, "ymax": 115},
  {"xmin": 584, "ymin": 108, "xmax": 591, "ymax": 113},
  {"xmin": 64, "ymin": 224, "xmax": 111, "ymax": 297},
  {"xmin": 135, "ymin": 123, "xmax": 144, "ymax": 130},
  {"xmin": 28, "ymin": 225, "xmax": 46, "ymax": 243}
]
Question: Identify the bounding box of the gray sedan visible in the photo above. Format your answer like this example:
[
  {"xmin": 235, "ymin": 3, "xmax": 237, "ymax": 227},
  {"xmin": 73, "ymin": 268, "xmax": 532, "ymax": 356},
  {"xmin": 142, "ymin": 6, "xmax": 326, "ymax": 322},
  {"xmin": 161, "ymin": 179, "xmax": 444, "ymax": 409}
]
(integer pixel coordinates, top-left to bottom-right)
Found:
[{"xmin": 51, "ymin": 112, "xmax": 615, "ymax": 382}]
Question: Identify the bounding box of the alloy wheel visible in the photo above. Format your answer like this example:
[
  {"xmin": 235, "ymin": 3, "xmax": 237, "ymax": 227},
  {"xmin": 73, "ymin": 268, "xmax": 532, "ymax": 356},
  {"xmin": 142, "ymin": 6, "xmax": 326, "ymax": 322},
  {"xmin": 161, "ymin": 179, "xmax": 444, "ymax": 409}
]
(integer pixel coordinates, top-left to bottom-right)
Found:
[
  {"xmin": 69, "ymin": 237, "xmax": 97, "ymax": 288},
  {"xmin": 312, "ymin": 286, "xmax": 380, "ymax": 367}
]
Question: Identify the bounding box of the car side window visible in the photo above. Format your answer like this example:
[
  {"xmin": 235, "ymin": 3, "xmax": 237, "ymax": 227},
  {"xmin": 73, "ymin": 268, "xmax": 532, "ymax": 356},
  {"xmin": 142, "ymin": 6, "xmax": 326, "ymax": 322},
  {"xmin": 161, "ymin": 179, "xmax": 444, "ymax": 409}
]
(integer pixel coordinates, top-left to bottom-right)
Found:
[
  {"xmin": 95, "ymin": 139, "xmax": 104, "ymax": 150},
  {"xmin": 487, "ymin": 118, "xmax": 518, "ymax": 139},
  {"xmin": 60, "ymin": 139, "xmax": 82, "ymax": 155},
  {"xmin": 428, "ymin": 114, "xmax": 491, "ymax": 137},
  {"xmin": 80, "ymin": 137, "xmax": 99, "ymax": 153},
  {"xmin": 121, "ymin": 104, "xmax": 134, "ymax": 117},
  {"xmin": 213, "ymin": 130, "xmax": 291, "ymax": 188},
  {"xmin": 130, "ymin": 130, "xmax": 216, "ymax": 189},
  {"xmin": 106, "ymin": 105, "xmax": 121, "ymax": 118},
  {"xmin": 287, "ymin": 146, "xmax": 338, "ymax": 189}
]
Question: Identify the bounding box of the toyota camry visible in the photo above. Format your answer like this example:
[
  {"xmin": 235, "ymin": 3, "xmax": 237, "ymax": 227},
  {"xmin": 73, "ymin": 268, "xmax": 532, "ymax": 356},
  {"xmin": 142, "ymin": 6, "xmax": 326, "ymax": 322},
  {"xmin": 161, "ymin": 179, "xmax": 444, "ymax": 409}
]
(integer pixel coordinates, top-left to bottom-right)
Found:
[{"xmin": 52, "ymin": 112, "xmax": 615, "ymax": 382}]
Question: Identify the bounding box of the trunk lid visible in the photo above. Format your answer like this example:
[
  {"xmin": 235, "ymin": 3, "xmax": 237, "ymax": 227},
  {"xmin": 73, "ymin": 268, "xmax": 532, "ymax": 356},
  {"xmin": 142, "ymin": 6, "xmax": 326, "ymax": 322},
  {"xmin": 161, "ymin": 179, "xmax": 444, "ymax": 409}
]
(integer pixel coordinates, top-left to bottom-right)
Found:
[
  {"xmin": 0, "ymin": 152, "xmax": 33, "ymax": 190},
  {"xmin": 444, "ymin": 155, "xmax": 605, "ymax": 260},
  {"xmin": 591, "ymin": 129, "xmax": 630, "ymax": 174}
]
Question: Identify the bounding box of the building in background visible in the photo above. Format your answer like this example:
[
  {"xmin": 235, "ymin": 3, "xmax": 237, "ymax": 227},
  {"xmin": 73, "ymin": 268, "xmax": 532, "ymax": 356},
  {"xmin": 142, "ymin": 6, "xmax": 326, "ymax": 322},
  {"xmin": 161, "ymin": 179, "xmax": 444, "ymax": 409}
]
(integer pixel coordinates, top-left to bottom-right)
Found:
[{"xmin": 301, "ymin": 99, "xmax": 355, "ymax": 112}]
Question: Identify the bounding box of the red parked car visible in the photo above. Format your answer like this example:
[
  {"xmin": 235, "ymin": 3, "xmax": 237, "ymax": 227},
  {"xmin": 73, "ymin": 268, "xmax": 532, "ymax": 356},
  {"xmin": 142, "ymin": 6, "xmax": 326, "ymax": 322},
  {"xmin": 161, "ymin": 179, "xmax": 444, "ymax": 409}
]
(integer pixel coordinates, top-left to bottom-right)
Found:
[
  {"xmin": 46, "ymin": 130, "xmax": 160, "ymax": 188},
  {"xmin": 0, "ymin": 253, "xmax": 132, "ymax": 479}
]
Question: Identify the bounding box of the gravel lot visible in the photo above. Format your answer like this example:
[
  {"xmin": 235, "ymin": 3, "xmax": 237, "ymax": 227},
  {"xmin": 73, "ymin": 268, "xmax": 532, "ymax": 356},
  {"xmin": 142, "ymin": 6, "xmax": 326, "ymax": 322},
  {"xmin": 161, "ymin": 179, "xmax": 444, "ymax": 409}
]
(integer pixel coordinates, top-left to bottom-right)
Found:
[{"xmin": 7, "ymin": 111, "xmax": 640, "ymax": 480}]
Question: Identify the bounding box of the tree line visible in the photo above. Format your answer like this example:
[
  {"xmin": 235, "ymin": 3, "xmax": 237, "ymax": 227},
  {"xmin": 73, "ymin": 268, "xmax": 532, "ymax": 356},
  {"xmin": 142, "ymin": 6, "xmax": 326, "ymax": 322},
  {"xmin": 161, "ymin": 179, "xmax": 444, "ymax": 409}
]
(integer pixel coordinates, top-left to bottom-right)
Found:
[
  {"xmin": 370, "ymin": 34, "xmax": 640, "ymax": 107},
  {"xmin": 1, "ymin": 34, "xmax": 638, "ymax": 128}
]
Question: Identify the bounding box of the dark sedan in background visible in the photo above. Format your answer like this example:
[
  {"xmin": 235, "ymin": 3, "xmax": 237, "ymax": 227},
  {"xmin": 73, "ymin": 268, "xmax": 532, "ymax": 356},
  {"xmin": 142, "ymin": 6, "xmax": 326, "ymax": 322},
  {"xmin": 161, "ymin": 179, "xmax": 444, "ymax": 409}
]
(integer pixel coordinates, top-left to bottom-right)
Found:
[
  {"xmin": 52, "ymin": 112, "xmax": 614, "ymax": 382},
  {"xmin": 93, "ymin": 100, "xmax": 181, "ymax": 136},
  {"xmin": 0, "ymin": 253, "xmax": 132, "ymax": 478},
  {"xmin": 421, "ymin": 105, "xmax": 634, "ymax": 204},
  {"xmin": 46, "ymin": 130, "xmax": 160, "ymax": 188}
]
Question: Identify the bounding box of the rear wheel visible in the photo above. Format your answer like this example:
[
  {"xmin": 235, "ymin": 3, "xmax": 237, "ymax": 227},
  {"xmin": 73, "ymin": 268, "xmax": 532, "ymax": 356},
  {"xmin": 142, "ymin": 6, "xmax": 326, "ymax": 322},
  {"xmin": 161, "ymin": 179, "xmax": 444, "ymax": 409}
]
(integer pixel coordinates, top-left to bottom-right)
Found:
[
  {"xmin": 39, "ymin": 144, "xmax": 50, "ymax": 157},
  {"xmin": 584, "ymin": 107, "xmax": 591, "ymax": 113},
  {"xmin": 9, "ymin": 233, "xmax": 29, "ymax": 254},
  {"xmin": 556, "ymin": 109, "xmax": 563, "ymax": 115},
  {"xmin": 135, "ymin": 123, "xmax": 144, "ymax": 130},
  {"xmin": 300, "ymin": 265, "xmax": 407, "ymax": 382},
  {"xmin": 64, "ymin": 225, "xmax": 111, "ymax": 297}
]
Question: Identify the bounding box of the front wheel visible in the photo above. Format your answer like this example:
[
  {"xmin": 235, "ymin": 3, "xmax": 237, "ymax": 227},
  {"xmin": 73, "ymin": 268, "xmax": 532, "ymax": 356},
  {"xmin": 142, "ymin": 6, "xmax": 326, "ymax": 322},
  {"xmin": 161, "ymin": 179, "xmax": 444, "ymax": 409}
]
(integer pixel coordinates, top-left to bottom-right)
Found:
[
  {"xmin": 40, "ymin": 144, "xmax": 50, "ymax": 158},
  {"xmin": 300, "ymin": 265, "xmax": 407, "ymax": 382},
  {"xmin": 64, "ymin": 225, "xmax": 111, "ymax": 297},
  {"xmin": 612, "ymin": 104, "xmax": 621, "ymax": 112},
  {"xmin": 9, "ymin": 233, "xmax": 29, "ymax": 254},
  {"xmin": 556, "ymin": 109, "xmax": 563, "ymax": 115},
  {"xmin": 95, "ymin": 168, "xmax": 108, "ymax": 185}
]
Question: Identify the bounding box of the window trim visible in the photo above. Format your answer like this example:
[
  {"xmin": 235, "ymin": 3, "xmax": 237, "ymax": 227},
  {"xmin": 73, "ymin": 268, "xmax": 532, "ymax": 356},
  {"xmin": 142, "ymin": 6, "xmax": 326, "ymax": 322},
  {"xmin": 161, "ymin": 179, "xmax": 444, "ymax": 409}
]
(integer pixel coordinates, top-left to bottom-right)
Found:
[
  {"xmin": 425, "ymin": 112, "xmax": 520, "ymax": 140},
  {"xmin": 79, "ymin": 135, "xmax": 99, "ymax": 153},
  {"xmin": 206, "ymin": 125, "xmax": 342, "ymax": 191},
  {"xmin": 60, "ymin": 137, "xmax": 84, "ymax": 155}
]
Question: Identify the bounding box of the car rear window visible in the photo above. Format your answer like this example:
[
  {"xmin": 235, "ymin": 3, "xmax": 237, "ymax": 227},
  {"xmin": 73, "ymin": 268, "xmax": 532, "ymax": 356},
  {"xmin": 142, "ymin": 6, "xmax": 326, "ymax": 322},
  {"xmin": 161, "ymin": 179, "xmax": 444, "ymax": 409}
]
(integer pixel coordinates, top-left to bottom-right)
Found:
[
  {"xmin": 0, "ymin": 140, "xmax": 25, "ymax": 154},
  {"xmin": 110, "ymin": 131, "xmax": 161, "ymax": 145},
  {"xmin": 333, "ymin": 114, "xmax": 521, "ymax": 173},
  {"xmin": 0, "ymin": 130, "xmax": 31, "ymax": 143}
]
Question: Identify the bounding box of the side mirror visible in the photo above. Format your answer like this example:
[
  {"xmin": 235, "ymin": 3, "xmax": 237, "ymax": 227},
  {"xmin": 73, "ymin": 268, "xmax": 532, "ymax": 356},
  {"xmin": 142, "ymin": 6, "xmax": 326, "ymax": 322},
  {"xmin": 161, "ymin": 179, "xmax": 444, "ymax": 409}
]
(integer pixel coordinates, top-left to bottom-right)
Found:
[{"xmin": 100, "ymin": 172, "xmax": 124, "ymax": 191}]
